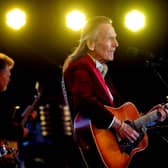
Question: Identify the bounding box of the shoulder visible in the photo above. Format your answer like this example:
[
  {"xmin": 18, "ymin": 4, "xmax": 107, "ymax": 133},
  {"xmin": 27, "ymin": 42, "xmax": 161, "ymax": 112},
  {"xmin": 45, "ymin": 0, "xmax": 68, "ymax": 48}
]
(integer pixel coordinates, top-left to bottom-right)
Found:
[{"xmin": 67, "ymin": 55, "xmax": 95, "ymax": 71}]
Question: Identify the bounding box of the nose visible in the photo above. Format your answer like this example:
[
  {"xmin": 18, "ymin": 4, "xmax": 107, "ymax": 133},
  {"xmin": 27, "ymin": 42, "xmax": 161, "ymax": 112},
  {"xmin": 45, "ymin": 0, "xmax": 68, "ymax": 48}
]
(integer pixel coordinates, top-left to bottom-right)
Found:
[
  {"xmin": 114, "ymin": 39, "xmax": 119, "ymax": 48},
  {"xmin": 112, "ymin": 38, "xmax": 119, "ymax": 48}
]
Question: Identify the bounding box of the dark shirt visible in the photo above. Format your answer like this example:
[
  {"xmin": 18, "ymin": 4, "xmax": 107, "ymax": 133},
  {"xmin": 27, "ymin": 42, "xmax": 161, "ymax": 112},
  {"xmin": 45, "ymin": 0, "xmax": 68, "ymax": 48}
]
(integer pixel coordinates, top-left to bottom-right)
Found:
[{"xmin": 0, "ymin": 92, "xmax": 23, "ymax": 141}]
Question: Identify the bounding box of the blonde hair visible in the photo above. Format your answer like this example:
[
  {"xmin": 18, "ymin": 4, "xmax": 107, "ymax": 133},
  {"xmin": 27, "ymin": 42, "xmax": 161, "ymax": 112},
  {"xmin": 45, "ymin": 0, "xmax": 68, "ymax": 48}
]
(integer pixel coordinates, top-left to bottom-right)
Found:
[
  {"xmin": 63, "ymin": 16, "xmax": 112, "ymax": 72},
  {"xmin": 0, "ymin": 53, "xmax": 15, "ymax": 70}
]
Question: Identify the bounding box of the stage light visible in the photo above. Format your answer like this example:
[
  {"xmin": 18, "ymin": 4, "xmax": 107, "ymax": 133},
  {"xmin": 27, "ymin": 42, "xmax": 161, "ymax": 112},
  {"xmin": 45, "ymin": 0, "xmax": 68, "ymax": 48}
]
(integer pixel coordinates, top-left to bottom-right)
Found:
[
  {"xmin": 66, "ymin": 10, "xmax": 86, "ymax": 31},
  {"xmin": 6, "ymin": 8, "xmax": 26, "ymax": 30},
  {"xmin": 125, "ymin": 10, "xmax": 145, "ymax": 32}
]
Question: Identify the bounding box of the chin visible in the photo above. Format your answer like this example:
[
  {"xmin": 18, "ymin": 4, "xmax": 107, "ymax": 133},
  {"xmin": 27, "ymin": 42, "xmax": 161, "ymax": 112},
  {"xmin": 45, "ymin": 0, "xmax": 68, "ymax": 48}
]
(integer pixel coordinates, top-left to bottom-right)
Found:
[
  {"xmin": 2, "ymin": 87, "xmax": 7, "ymax": 92},
  {"xmin": 108, "ymin": 57, "xmax": 114, "ymax": 61}
]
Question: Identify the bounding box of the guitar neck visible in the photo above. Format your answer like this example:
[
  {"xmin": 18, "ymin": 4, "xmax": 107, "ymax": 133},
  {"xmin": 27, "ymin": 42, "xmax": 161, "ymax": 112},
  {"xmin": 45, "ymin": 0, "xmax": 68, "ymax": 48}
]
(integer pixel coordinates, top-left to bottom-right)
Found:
[
  {"xmin": 21, "ymin": 105, "xmax": 34, "ymax": 126},
  {"xmin": 133, "ymin": 109, "xmax": 161, "ymax": 129},
  {"xmin": 21, "ymin": 94, "xmax": 40, "ymax": 126}
]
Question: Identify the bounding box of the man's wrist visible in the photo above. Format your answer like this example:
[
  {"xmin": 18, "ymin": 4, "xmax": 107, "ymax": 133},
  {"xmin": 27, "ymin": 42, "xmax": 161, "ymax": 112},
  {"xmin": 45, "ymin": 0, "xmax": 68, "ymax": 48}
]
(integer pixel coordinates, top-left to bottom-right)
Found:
[{"xmin": 108, "ymin": 116, "xmax": 122, "ymax": 130}]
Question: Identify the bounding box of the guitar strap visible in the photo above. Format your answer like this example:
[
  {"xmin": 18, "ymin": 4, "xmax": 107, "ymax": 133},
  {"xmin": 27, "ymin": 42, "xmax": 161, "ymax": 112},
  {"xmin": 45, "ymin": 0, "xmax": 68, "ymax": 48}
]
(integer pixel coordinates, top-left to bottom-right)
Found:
[
  {"xmin": 61, "ymin": 75, "xmax": 73, "ymax": 136},
  {"xmin": 61, "ymin": 75, "xmax": 70, "ymax": 107},
  {"xmin": 61, "ymin": 75, "xmax": 89, "ymax": 168}
]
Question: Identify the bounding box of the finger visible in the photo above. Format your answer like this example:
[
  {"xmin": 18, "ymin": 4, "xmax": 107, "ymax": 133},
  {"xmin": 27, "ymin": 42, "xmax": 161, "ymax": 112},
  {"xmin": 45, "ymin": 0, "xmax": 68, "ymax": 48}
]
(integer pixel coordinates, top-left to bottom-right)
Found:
[{"xmin": 128, "ymin": 136, "xmax": 134, "ymax": 143}]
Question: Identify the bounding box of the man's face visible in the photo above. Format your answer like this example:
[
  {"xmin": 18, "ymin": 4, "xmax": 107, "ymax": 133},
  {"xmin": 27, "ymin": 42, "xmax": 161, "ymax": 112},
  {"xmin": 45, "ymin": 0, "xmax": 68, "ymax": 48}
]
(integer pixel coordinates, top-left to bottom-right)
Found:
[
  {"xmin": 94, "ymin": 23, "xmax": 119, "ymax": 63},
  {"xmin": 0, "ymin": 66, "xmax": 11, "ymax": 92}
]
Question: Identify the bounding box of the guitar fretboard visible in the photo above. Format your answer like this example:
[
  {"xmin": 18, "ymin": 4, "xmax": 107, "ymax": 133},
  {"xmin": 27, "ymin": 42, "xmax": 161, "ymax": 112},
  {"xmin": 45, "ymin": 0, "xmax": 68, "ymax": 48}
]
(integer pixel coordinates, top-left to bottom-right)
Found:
[{"xmin": 133, "ymin": 109, "xmax": 160, "ymax": 129}]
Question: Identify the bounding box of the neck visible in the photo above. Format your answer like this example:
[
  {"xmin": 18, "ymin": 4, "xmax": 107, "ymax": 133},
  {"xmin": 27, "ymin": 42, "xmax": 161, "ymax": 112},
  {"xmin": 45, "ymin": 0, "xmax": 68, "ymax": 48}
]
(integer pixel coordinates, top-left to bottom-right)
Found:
[{"xmin": 87, "ymin": 52, "xmax": 105, "ymax": 64}]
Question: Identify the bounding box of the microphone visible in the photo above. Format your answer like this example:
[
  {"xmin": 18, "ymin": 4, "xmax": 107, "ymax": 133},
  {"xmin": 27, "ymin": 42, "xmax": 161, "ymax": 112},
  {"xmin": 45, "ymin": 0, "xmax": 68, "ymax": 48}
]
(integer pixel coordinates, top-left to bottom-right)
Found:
[
  {"xmin": 126, "ymin": 47, "xmax": 154, "ymax": 59},
  {"xmin": 126, "ymin": 47, "xmax": 162, "ymax": 68}
]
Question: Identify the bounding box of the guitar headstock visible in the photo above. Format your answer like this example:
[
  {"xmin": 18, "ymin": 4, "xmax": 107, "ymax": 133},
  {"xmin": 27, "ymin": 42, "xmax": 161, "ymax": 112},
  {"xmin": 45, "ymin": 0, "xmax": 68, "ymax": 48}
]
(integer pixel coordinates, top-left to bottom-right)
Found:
[
  {"xmin": 35, "ymin": 81, "xmax": 41, "ymax": 98},
  {"xmin": 33, "ymin": 81, "xmax": 42, "ymax": 104}
]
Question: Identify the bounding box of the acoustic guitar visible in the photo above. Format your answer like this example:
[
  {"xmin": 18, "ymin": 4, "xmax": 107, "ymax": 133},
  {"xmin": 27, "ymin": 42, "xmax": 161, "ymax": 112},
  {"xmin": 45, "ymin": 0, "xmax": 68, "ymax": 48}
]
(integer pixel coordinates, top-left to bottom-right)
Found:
[{"xmin": 74, "ymin": 102, "xmax": 167, "ymax": 168}]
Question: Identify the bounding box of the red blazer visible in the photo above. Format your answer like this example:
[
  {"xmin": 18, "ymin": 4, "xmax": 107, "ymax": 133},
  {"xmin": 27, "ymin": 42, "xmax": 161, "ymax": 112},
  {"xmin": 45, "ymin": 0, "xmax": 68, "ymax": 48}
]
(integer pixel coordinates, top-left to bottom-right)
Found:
[{"xmin": 64, "ymin": 55, "xmax": 117, "ymax": 128}]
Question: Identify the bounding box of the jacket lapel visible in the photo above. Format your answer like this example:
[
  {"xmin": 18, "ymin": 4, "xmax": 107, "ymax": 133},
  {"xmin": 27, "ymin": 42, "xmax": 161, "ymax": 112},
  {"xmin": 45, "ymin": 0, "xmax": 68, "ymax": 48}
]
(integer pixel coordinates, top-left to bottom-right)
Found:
[{"xmin": 85, "ymin": 56, "xmax": 114, "ymax": 106}]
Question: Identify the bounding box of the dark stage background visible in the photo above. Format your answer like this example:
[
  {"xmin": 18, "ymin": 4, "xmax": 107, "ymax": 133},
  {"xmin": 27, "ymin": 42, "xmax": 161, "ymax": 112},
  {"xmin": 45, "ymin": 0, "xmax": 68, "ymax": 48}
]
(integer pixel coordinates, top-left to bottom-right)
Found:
[{"xmin": 0, "ymin": 0, "xmax": 168, "ymax": 167}]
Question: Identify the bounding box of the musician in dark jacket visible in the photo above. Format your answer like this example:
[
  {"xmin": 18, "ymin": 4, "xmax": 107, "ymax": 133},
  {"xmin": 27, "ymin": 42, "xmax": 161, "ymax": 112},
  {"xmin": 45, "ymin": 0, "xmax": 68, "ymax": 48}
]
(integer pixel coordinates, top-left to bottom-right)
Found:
[
  {"xmin": 0, "ymin": 53, "xmax": 29, "ymax": 167},
  {"xmin": 63, "ymin": 16, "xmax": 168, "ymax": 167}
]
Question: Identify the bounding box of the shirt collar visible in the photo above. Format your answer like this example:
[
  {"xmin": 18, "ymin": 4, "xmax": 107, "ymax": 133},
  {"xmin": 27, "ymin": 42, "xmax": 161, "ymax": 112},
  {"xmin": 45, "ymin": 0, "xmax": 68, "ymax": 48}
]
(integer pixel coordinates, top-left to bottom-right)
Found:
[{"xmin": 89, "ymin": 54, "xmax": 108, "ymax": 77}]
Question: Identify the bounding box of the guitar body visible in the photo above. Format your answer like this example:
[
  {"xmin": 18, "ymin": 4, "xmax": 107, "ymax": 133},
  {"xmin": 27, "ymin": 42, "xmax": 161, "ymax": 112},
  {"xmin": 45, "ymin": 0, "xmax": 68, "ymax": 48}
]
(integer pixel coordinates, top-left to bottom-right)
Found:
[
  {"xmin": 74, "ymin": 102, "xmax": 148, "ymax": 168},
  {"xmin": 0, "ymin": 139, "xmax": 18, "ymax": 160}
]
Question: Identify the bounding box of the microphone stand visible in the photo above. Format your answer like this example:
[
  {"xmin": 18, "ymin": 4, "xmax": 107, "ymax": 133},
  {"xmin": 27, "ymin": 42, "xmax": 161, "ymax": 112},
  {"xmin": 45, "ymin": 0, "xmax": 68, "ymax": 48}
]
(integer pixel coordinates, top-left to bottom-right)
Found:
[
  {"xmin": 152, "ymin": 65, "xmax": 168, "ymax": 90},
  {"xmin": 145, "ymin": 59, "xmax": 168, "ymax": 90},
  {"xmin": 145, "ymin": 60, "xmax": 168, "ymax": 144}
]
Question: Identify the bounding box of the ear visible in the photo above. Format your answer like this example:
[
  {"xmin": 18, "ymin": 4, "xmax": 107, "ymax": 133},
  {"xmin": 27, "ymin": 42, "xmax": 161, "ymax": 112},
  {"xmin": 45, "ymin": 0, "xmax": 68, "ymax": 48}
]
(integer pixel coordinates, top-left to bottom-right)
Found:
[{"xmin": 86, "ymin": 39, "xmax": 95, "ymax": 51}]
